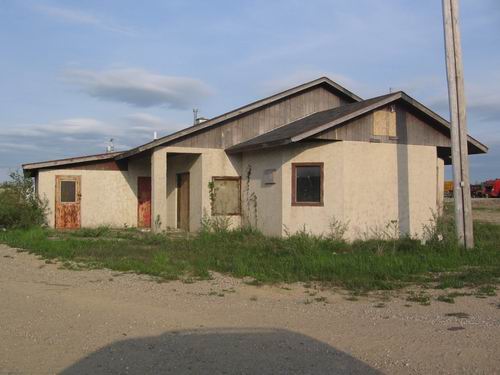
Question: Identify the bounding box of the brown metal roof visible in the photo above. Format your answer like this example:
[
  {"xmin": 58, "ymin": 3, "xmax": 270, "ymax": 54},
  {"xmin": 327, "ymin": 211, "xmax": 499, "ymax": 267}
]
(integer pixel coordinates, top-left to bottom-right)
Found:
[{"xmin": 226, "ymin": 92, "xmax": 488, "ymax": 154}]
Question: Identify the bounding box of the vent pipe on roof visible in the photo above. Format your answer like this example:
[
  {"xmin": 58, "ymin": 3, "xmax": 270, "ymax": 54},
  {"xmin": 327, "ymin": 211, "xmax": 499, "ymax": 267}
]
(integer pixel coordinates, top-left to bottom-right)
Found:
[
  {"xmin": 193, "ymin": 108, "xmax": 199, "ymax": 125},
  {"xmin": 106, "ymin": 138, "xmax": 115, "ymax": 153},
  {"xmin": 193, "ymin": 108, "xmax": 208, "ymax": 125},
  {"xmin": 153, "ymin": 131, "xmax": 158, "ymax": 140}
]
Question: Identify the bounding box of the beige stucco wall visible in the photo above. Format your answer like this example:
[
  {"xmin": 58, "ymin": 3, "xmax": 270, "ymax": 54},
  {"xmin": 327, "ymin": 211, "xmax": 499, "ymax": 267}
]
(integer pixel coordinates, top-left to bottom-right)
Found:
[
  {"xmin": 200, "ymin": 149, "xmax": 242, "ymax": 230},
  {"xmin": 37, "ymin": 155, "xmax": 150, "ymax": 228},
  {"xmin": 437, "ymin": 157, "xmax": 445, "ymax": 215},
  {"xmin": 38, "ymin": 141, "xmax": 442, "ymax": 239},
  {"xmin": 241, "ymin": 149, "xmax": 284, "ymax": 236},
  {"xmin": 152, "ymin": 146, "xmax": 242, "ymax": 232},
  {"xmin": 242, "ymin": 141, "xmax": 440, "ymax": 240},
  {"xmin": 341, "ymin": 142, "xmax": 438, "ymax": 239},
  {"xmin": 281, "ymin": 142, "xmax": 345, "ymax": 237}
]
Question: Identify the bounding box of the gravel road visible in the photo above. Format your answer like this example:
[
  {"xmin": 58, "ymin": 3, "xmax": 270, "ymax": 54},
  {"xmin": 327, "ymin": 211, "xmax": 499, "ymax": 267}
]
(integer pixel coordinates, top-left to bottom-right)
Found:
[{"xmin": 0, "ymin": 244, "xmax": 499, "ymax": 374}]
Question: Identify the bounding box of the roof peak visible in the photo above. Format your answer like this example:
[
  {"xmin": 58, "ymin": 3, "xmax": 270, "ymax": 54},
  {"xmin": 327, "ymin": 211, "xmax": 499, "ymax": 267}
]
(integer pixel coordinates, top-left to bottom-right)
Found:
[{"xmin": 116, "ymin": 75, "xmax": 362, "ymax": 160}]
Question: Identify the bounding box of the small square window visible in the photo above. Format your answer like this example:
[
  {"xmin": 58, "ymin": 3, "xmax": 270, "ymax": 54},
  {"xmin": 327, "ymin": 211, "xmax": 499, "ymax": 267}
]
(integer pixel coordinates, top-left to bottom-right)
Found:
[
  {"xmin": 60, "ymin": 180, "xmax": 76, "ymax": 203},
  {"xmin": 292, "ymin": 163, "xmax": 323, "ymax": 206}
]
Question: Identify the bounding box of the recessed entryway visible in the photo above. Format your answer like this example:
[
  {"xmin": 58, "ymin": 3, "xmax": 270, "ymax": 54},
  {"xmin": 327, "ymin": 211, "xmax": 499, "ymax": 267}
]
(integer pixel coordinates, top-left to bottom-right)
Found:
[{"xmin": 177, "ymin": 172, "xmax": 190, "ymax": 231}]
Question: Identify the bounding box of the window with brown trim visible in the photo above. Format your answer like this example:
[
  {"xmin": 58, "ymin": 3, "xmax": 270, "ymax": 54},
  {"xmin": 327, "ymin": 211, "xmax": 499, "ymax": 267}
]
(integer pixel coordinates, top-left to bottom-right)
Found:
[
  {"xmin": 212, "ymin": 176, "xmax": 241, "ymax": 215},
  {"xmin": 292, "ymin": 163, "xmax": 324, "ymax": 206}
]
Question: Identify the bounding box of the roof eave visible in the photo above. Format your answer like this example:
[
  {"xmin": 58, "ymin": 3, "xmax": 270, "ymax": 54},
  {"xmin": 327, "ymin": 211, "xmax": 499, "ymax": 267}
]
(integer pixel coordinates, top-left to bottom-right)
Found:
[
  {"xmin": 226, "ymin": 139, "xmax": 293, "ymax": 154},
  {"xmin": 22, "ymin": 151, "xmax": 123, "ymax": 171},
  {"xmin": 399, "ymin": 92, "xmax": 488, "ymax": 154}
]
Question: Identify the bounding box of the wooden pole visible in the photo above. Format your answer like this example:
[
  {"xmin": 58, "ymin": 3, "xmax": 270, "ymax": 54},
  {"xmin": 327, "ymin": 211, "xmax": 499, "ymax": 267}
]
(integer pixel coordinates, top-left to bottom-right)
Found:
[{"xmin": 442, "ymin": 0, "xmax": 474, "ymax": 248}]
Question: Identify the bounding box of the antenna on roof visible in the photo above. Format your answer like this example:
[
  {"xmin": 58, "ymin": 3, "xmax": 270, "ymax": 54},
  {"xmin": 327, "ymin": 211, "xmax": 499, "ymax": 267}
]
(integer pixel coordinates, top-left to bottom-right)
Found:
[
  {"xmin": 193, "ymin": 108, "xmax": 208, "ymax": 125},
  {"xmin": 106, "ymin": 138, "xmax": 114, "ymax": 153},
  {"xmin": 193, "ymin": 108, "xmax": 199, "ymax": 125}
]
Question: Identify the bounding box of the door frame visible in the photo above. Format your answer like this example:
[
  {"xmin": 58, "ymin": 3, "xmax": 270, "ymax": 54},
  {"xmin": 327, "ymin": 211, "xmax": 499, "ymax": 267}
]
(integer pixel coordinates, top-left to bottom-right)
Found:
[
  {"xmin": 55, "ymin": 175, "xmax": 81, "ymax": 229},
  {"xmin": 137, "ymin": 176, "xmax": 152, "ymax": 228},
  {"xmin": 176, "ymin": 172, "xmax": 190, "ymax": 231}
]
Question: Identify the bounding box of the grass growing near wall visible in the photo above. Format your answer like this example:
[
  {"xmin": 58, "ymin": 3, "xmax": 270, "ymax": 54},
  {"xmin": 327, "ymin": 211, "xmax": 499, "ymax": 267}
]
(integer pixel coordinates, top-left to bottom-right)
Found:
[{"xmin": 1, "ymin": 220, "xmax": 499, "ymax": 292}]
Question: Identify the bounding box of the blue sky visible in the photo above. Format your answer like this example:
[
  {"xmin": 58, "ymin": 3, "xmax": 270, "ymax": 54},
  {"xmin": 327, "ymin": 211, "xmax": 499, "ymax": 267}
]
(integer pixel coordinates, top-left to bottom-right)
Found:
[{"xmin": 0, "ymin": 0, "xmax": 498, "ymax": 182}]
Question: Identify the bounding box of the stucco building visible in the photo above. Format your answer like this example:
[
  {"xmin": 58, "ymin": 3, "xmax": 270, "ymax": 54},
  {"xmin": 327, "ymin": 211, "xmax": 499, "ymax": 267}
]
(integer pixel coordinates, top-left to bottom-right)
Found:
[{"xmin": 23, "ymin": 77, "xmax": 487, "ymax": 239}]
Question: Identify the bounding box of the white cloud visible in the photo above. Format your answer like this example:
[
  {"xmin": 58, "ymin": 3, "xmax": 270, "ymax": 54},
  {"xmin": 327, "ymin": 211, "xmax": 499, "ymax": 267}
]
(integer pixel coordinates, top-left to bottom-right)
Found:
[
  {"xmin": 64, "ymin": 68, "xmax": 213, "ymax": 109},
  {"xmin": 34, "ymin": 5, "xmax": 134, "ymax": 35},
  {"xmin": 0, "ymin": 112, "xmax": 182, "ymax": 163},
  {"xmin": 0, "ymin": 118, "xmax": 114, "ymax": 138},
  {"xmin": 0, "ymin": 111, "xmax": 173, "ymax": 180},
  {"xmin": 0, "ymin": 142, "xmax": 41, "ymax": 151},
  {"xmin": 124, "ymin": 113, "xmax": 166, "ymax": 127}
]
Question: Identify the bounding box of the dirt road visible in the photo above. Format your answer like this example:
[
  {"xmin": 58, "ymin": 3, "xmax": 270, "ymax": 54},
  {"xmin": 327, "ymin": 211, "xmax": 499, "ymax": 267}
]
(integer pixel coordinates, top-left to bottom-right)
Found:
[{"xmin": 0, "ymin": 244, "xmax": 499, "ymax": 374}]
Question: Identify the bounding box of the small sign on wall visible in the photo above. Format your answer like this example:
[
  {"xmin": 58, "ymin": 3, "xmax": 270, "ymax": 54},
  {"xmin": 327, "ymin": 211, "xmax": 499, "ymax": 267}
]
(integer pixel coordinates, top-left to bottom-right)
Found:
[{"xmin": 263, "ymin": 169, "xmax": 276, "ymax": 184}]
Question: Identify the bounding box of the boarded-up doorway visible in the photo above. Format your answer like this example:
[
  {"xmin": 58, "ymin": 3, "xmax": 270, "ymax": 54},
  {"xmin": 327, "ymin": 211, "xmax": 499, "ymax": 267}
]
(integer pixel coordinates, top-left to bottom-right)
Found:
[
  {"xmin": 55, "ymin": 175, "xmax": 81, "ymax": 229},
  {"xmin": 177, "ymin": 172, "xmax": 190, "ymax": 231},
  {"xmin": 137, "ymin": 177, "xmax": 151, "ymax": 228}
]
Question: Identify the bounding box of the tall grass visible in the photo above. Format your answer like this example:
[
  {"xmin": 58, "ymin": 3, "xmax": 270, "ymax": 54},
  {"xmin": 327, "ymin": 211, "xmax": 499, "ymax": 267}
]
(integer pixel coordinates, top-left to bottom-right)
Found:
[{"xmin": 1, "ymin": 219, "xmax": 499, "ymax": 291}]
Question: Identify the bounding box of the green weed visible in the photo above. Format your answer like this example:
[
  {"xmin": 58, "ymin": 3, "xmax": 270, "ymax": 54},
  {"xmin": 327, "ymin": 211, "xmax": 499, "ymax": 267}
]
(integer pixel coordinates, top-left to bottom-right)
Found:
[
  {"xmin": 476, "ymin": 285, "xmax": 497, "ymax": 297},
  {"xmin": 436, "ymin": 291, "xmax": 470, "ymax": 304},
  {"xmin": 0, "ymin": 218, "xmax": 499, "ymax": 292},
  {"xmin": 407, "ymin": 291, "xmax": 431, "ymax": 305}
]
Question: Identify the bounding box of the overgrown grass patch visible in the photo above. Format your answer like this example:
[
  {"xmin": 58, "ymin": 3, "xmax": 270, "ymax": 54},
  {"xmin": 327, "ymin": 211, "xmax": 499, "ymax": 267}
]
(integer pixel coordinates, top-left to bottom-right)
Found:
[
  {"xmin": 436, "ymin": 291, "xmax": 471, "ymax": 304},
  {"xmin": 0, "ymin": 220, "xmax": 499, "ymax": 292},
  {"xmin": 475, "ymin": 285, "xmax": 497, "ymax": 298},
  {"xmin": 407, "ymin": 291, "xmax": 431, "ymax": 305}
]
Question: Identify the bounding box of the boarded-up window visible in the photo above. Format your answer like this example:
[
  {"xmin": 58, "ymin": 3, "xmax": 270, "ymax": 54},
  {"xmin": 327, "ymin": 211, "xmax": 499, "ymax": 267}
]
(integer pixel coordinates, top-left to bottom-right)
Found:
[
  {"xmin": 292, "ymin": 163, "xmax": 324, "ymax": 206},
  {"xmin": 60, "ymin": 180, "xmax": 76, "ymax": 203},
  {"xmin": 373, "ymin": 107, "xmax": 396, "ymax": 137},
  {"xmin": 212, "ymin": 177, "xmax": 241, "ymax": 215}
]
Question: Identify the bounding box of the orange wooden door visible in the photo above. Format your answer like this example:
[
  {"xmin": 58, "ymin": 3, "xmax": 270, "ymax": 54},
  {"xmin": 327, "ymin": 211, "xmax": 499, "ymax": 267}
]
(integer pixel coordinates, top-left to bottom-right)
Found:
[
  {"xmin": 177, "ymin": 173, "xmax": 190, "ymax": 231},
  {"xmin": 137, "ymin": 177, "xmax": 152, "ymax": 228},
  {"xmin": 55, "ymin": 176, "xmax": 81, "ymax": 229}
]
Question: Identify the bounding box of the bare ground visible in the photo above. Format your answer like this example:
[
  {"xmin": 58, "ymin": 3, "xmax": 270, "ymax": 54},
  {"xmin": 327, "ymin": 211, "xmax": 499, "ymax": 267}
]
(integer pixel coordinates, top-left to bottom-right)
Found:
[
  {"xmin": 0, "ymin": 245, "xmax": 499, "ymax": 374},
  {"xmin": 447, "ymin": 197, "xmax": 500, "ymax": 224},
  {"xmin": 471, "ymin": 198, "xmax": 500, "ymax": 224}
]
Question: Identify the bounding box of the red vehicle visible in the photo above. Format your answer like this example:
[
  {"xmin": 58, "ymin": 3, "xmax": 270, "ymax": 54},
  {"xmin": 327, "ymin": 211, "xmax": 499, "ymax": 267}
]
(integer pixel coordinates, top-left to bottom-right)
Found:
[{"xmin": 482, "ymin": 179, "xmax": 500, "ymax": 198}]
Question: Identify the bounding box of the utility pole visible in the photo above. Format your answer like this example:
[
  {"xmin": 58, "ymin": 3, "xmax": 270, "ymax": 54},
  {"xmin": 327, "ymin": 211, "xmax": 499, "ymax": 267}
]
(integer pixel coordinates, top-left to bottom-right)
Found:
[{"xmin": 442, "ymin": 0, "xmax": 474, "ymax": 248}]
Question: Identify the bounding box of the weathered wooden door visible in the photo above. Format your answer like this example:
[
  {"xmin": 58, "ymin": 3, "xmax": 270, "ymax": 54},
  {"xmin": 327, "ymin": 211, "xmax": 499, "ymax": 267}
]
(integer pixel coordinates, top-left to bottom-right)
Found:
[
  {"xmin": 177, "ymin": 173, "xmax": 190, "ymax": 231},
  {"xmin": 55, "ymin": 175, "xmax": 81, "ymax": 229},
  {"xmin": 137, "ymin": 177, "xmax": 151, "ymax": 228}
]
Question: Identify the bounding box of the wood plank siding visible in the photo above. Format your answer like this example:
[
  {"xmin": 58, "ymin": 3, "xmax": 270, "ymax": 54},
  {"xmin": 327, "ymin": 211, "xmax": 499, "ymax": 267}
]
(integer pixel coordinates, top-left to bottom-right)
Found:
[
  {"xmin": 312, "ymin": 104, "xmax": 452, "ymax": 148},
  {"xmin": 171, "ymin": 86, "xmax": 348, "ymax": 149}
]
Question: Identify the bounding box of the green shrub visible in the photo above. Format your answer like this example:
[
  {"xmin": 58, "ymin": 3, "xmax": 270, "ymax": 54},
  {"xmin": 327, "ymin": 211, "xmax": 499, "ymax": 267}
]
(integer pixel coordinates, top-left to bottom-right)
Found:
[{"xmin": 0, "ymin": 171, "xmax": 47, "ymax": 229}]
